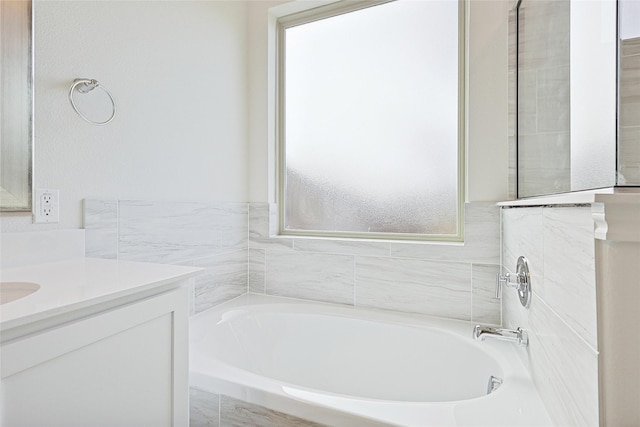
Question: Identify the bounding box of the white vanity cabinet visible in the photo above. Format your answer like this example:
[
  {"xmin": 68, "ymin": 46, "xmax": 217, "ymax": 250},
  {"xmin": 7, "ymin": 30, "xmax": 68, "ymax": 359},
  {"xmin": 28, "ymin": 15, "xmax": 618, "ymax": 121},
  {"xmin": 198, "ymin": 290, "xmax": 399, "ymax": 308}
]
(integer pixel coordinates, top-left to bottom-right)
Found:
[{"xmin": 0, "ymin": 258, "xmax": 202, "ymax": 427}]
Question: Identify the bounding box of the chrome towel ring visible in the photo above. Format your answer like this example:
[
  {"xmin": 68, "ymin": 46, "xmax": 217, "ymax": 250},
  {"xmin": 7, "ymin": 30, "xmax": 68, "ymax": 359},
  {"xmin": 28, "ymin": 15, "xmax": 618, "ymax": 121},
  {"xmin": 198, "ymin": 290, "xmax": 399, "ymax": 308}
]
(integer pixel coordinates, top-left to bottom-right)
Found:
[{"xmin": 68, "ymin": 78, "xmax": 116, "ymax": 126}]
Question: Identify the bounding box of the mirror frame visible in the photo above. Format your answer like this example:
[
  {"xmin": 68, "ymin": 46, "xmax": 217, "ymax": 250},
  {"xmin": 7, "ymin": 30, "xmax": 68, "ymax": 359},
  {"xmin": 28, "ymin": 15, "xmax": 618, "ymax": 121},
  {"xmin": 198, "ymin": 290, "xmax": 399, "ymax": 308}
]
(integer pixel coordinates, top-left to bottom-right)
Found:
[{"xmin": 1, "ymin": 0, "xmax": 34, "ymax": 212}]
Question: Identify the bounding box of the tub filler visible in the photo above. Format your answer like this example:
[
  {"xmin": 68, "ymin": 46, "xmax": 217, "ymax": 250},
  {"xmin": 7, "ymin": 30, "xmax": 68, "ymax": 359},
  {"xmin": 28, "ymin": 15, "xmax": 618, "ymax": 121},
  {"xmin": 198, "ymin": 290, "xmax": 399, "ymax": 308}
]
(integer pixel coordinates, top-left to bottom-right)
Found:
[{"xmin": 190, "ymin": 295, "xmax": 551, "ymax": 426}]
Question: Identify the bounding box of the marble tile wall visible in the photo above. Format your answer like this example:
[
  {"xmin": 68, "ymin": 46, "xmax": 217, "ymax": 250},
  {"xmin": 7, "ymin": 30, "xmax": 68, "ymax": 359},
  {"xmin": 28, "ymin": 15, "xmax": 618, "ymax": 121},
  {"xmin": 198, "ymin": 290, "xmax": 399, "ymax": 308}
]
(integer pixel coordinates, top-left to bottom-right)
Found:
[
  {"xmin": 85, "ymin": 198, "xmax": 499, "ymax": 323},
  {"xmin": 502, "ymin": 205, "xmax": 599, "ymax": 426},
  {"xmin": 220, "ymin": 395, "xmax": 328, "ymax": 427},
  {"xmin": 249, "ymin": 202, "xmax": 501, "ymax": 324},
  {"xmin": 83, "ymin": 199, "xmax": 248, "ymax": 314},
  {"xmin": 190, "ymin": 388, "xmax": 330, "ymax": 427},
  {"xmin": 190, "ymin": 387, "xmax": 220, "ymax": 427},
  {"xmin": 190, "ymin": 388, "xmax": 392, "ymax": 427}
]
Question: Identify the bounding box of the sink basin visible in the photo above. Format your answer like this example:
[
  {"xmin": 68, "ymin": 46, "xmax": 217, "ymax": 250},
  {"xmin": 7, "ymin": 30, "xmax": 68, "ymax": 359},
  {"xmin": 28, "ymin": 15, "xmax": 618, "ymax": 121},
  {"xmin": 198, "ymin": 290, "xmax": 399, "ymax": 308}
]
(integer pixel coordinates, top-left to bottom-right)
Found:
[{"xmin": 0, "ymin": 282, "xmax": 40, "ymax": 305}]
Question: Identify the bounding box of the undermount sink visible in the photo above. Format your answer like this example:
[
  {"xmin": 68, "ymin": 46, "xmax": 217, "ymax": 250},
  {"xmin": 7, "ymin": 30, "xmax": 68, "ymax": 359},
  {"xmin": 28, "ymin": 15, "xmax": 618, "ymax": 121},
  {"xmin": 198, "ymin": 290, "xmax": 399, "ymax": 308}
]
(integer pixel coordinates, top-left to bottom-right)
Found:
[{"xmin": 0, "ymin": 282, "xmax": 40, "ymax": 305}]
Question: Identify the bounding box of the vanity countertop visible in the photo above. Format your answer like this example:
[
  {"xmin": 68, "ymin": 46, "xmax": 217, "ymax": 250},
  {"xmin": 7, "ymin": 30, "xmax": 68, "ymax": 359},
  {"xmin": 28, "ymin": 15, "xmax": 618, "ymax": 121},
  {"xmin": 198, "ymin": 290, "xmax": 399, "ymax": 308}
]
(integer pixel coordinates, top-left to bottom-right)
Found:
[
  {"xmin": 497, "ymin": 187, "xmax": 640, "ymax": 207},
  {"xmin": 0, "ymin": 258, "xmax": 203, "ymax": 333}
]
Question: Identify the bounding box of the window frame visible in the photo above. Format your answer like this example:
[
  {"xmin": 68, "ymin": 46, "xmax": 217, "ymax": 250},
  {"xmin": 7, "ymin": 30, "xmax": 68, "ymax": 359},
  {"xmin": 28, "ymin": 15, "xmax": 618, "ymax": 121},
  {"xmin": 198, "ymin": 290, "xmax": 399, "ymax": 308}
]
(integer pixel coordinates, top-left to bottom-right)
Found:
[{"xmin": 276, "ymin": 0, "xmax": 467, "ymax": 242}]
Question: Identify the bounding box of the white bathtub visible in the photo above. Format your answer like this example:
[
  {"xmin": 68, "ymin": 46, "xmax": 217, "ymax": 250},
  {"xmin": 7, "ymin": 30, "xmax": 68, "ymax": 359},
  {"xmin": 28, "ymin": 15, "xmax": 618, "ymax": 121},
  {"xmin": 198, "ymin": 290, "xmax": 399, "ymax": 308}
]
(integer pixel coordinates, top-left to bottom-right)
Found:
[{"xmin": 190, "ymin": 294, "xmax": 552, "ymax": 426}]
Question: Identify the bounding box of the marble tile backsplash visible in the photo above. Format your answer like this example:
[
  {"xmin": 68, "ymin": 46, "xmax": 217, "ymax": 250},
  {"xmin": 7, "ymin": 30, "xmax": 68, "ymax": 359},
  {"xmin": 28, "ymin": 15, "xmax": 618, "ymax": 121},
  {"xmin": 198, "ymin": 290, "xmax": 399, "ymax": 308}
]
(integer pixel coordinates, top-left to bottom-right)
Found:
[
  {"xmin": 502, "ymin": 205, "xmax": 598, "ymax": 426},
  {"xmin": 190, "ymin": 387, "xmax": 220, "ymax": 427},
  {"xmin": 355, "ymin": 256, "xmax": 471, "ymax": 320},
  {"xmin": 190, "ymin": 388, "xmax": 390, "ymax": 427},
  {"xmin": 84, "ymin": 199, "xmax": 248, "ymax": 314},
  {"xmin": 219, "ymin": 395, "xmax": 329, "ymax": 427},
  {"xmin": 249, "ymin": 202, "xmax": 501, "ymax": 324}
]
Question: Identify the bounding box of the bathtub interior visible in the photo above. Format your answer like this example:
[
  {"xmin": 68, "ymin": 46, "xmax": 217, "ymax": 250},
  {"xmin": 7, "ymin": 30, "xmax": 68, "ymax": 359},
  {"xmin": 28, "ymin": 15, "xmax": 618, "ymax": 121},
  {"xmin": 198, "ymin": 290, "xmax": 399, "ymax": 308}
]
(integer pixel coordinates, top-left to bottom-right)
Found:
[{"xmin": 205, "ymin": 310, "xmax": 503, "ymax": 402}]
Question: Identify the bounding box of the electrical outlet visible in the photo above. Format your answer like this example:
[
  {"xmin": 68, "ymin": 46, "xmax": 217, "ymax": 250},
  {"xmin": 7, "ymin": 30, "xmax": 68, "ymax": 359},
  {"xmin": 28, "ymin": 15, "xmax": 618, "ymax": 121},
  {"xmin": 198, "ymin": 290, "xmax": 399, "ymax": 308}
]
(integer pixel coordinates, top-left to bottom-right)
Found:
[{"xmin": 34, "ymin": 189, "xmax": 60, "ymax": 223}]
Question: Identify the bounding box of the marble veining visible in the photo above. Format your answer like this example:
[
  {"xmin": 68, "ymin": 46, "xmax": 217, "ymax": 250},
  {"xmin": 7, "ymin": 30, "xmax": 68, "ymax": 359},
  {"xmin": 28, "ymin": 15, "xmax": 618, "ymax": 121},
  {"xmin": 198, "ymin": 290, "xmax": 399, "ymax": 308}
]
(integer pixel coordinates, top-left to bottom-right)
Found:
[
  {"xmin": 502, "ymin": 282, "xmax": 531, "ymax": 345},
  {"xmin": 502, "ymin": 207, "xmax": 545, "ymax": 297},
  {"xmin": 84, "ymin": 199, "xmax": 249, "ymax": 313},
  {"xmin": 216, "ymin": 203, "xmax": 249, "ymax": 253},
  {"xmin": 293, "ymin": 238, "xmax": 390, "ymax": 257},
  {"xmin": 190, "ymin": 387, "xmax": 220, "ymax": 427},
  {"xmin": 249, "ymin": 203, "xmax": 293, "ymax": 251},
  {"xmin": 528, "ymin": 295, "xmax": 599, "ymax": 426},
  {"xmin": 249, "ymin": 202, "xmax": 501, "ymax": 322},
  {"xmin": 462, "ymin": 203, "xmax": 501, "ymax": 263},
  {"xmin": 190, "ymin": 250, "xmax": 248, "ymax": 314},
  {"xmin": 118, "ymin": 200, "xmax": 243, "ymax": 264},
  {"xmin": 471, "ymin": 264, "xmax": 501, "ymax": 325},
  {"xmin": 355, "ymin": 256, "xmax": 471, "ymax": 320},
  {"xmin": 265, "ymin": 249, "xmax": 355, "ymax": 305},
  {"xmin": 87, "ymin": 199, "xmax": 501, "ymax": 323},
  {"xmin": 390, "ymin": 203, "xmax": 500, "ymax": 264},
  {"xmin": 248, "ymin": 248, "xmax": 266, "ymax": 294},
  {"xmin": 501, "ymin": 205, "xmax": 599, "ymax": 426},
  {"xmin": 220, "ymin": 395, "xmax": 328, "ymax": 427},
  {"xmin": 542, "ymin": 207, "xmax": 597, "ymax": 349}
]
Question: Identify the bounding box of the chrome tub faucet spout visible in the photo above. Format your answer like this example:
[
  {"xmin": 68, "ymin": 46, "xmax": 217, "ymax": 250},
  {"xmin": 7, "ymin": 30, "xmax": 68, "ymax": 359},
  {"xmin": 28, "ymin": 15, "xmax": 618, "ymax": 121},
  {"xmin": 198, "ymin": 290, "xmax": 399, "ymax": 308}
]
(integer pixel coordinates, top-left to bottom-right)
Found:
[{"xmin": 473, "ymin": 325, "xmax": 529, "ymax": 347}]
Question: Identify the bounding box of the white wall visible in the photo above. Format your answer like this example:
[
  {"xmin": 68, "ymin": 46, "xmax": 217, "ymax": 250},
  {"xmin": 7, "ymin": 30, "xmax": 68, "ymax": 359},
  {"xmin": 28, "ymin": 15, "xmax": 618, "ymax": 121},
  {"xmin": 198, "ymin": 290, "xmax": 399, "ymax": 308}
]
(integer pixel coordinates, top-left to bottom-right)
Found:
[
  {"xmin": 2, "ymin": 0, "xmax": 510, "ymax": 232},
  {"xmin": 247, "ymin": 0, "xmax": 511, "ymax": 203},
  {"xmin": 1, "ymin": 0, "xmax": 249, "ymax": 232},
  {"xmin": 247, "ymin": 0, "xmax": 286, "ymax": 203}
]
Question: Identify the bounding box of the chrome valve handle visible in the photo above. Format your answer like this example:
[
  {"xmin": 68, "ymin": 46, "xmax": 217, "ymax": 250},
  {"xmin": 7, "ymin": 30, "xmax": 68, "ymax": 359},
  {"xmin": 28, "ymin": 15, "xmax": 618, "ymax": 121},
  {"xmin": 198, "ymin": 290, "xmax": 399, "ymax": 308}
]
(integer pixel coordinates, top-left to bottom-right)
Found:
[{"xmin": 496, "ymin": 256, "xmax": 531, "ymax": 308}]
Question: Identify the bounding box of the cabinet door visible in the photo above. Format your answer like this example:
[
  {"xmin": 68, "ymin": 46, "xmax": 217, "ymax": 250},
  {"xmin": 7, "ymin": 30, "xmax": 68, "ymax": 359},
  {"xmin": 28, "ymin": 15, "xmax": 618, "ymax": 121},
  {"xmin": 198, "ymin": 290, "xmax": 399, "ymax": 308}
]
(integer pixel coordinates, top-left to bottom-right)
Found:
[{"xmin": 1, "ymin": 287, "xmax": 188, "ymax": 427}]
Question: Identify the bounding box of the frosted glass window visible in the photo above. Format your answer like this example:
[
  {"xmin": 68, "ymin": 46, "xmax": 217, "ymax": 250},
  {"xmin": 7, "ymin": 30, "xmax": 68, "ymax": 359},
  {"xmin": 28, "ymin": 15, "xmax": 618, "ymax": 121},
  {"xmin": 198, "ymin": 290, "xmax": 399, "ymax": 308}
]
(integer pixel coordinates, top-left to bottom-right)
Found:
[{"xmin": 280, "ymin": 0, "xmax": 463, "ymax": 240}]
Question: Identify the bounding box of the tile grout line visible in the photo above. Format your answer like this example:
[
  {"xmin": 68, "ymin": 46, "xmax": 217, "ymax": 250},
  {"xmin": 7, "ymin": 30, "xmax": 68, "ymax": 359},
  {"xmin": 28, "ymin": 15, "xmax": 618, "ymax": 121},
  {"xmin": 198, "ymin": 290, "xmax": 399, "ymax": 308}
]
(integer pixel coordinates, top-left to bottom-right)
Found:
[
  {"xmin": 247, "ymin": 203, "xmax": 250, "ymax": 295},
  {"xmin": 499, "ymin": 206, "xmax": 503, "ymax": 327},
  {"xmin": 540, "ymin": 206, "xmax": 598, "ymax": 354},
  {"xmin": 353, "ymin": 255, "xmax": 357, "ymax": 307},
  {"xmin": 534, "ymin": 292, "xmax": 599, "ymax": 355},
  {"xmin": 470, "ymin": 263, "xmax": 474, "ymax": 323}
]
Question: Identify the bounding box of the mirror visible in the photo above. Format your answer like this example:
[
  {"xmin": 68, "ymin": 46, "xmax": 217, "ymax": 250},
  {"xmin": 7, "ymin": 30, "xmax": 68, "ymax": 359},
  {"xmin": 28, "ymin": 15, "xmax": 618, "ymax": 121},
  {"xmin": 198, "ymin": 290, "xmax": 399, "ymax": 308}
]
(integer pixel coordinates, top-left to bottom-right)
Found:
[
  {"xmin": 0, "ymin": 0, "xmax": 33, "ymax": 211},
  {"xmin": 618, "ymin": 0, "xmax": 640, "ymax": 185},
  {"xmin": 515, "ymin": 0, "xmax": 618, "ymax": 198}
]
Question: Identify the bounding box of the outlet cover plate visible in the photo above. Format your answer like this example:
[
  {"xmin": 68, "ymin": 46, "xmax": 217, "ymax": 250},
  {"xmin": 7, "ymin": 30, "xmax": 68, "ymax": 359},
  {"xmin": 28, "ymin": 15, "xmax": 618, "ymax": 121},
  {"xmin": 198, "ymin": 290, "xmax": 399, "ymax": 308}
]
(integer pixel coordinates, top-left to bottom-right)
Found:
[{"xmin": 34, "ymin": 189, "xmax": 60, "ymax": 223}]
